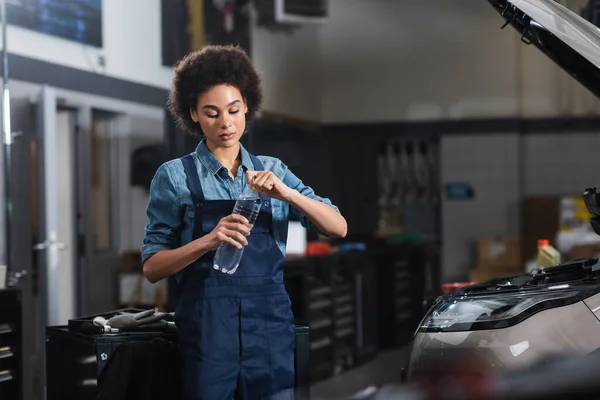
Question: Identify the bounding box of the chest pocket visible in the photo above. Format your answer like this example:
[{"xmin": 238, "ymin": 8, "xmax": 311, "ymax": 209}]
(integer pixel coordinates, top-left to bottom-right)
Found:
[
  {"xmin": 251, "ymin": 211, "xmax": 271, "ymax": 233},
  {"xmin": 251, "ymin": 198, "xmax": 273, "ymax": 233}
]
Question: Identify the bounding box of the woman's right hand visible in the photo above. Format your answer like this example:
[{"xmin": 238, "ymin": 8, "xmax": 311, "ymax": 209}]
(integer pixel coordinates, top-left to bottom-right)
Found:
[{"xmin": 204, "ymin": 214, "xmax": 252, "ymax": 250}]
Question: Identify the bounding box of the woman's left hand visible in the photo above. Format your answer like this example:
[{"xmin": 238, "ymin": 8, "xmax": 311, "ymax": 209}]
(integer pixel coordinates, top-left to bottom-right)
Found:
[{"xmin": 246, "ymin": 171, "xmax": 294, "ymax": 202}]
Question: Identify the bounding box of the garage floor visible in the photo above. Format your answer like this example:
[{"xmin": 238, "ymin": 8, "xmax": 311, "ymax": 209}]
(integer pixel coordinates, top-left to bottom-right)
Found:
[{"xmin": 309, "ymin": 347, "xmax": 410, "ymax": 399}]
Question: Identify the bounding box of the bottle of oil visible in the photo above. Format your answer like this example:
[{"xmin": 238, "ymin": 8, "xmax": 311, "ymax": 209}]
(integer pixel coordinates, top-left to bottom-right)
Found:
[{"xmin": 536, "ymin": 239, "xmax": 561, "ymax": 269}]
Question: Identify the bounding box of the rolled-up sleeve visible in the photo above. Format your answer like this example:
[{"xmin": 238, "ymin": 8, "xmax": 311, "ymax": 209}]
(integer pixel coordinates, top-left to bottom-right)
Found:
[
  {"xmin": 281, "ymin": 163, "xmax": 340, "ymax": 235},
  {"xmin": 141, "ymin": 163, "xmax": 183, "ymax": 265}
]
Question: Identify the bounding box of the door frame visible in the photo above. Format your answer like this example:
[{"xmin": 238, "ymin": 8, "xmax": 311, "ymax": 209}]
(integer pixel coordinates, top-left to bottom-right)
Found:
[
  {"xmin": 30, "ymin": 85, "xmax": 84, "ymax": 398},
  {"xmin": 34, "ymin": 86, "xmax": 86, "ymax": 325}
]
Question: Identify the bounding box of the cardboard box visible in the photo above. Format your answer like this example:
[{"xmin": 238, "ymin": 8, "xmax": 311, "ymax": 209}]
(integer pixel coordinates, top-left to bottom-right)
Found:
[
  {"xmin": 118, "ymin": 272, "xmax": 169, "ymax": 310},
  {"xmin": 140, "ymin": 278, "xmax": 168, "ymax": 308},
  {"xmin": 121, "ymin": 250, "xmax": 143, "ymax": 273},
  {"xmin": 476, "ymin": 237, "xmax": 523, "ymax": 269},
  {"xmin": 119, "ymin": 273, "xmax": 142, "ymax": 305},
  {"xmin": 571, "ymin": 243, "xmax": 600, "ymax": 260},
  {"xmin": 470, "ymin": 266, "xmax": 524, "ymax": 283}
]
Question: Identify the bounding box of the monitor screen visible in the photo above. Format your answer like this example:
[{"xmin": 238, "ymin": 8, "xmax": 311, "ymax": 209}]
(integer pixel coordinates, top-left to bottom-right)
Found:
[{"xmin": 7, "ymin": 0, "xmax": 103, "ymax": 48}]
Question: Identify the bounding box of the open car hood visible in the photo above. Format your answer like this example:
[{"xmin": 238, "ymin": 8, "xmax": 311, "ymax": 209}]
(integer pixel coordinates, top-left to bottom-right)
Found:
[{"xmin": 488, "ymin": 0, "xmax": 600, "ymax": 98}]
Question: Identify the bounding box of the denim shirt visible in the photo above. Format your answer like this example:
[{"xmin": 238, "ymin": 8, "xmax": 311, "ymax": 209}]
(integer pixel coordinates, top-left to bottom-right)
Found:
[{"xmin": 141, "ymin": 139, "xmax": 340, "ymax": 271}]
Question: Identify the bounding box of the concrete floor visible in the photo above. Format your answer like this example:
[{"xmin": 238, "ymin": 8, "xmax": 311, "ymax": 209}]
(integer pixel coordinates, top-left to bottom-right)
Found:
[{"xmin": 309, "ymin": 347, "xmax": 410, "ymax": 399}]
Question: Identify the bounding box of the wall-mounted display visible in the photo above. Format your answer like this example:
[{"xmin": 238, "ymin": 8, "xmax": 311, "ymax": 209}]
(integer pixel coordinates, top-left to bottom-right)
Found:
[{"xmin": 7, "ymin": 0, "xmax": 103, "ymax": 48}]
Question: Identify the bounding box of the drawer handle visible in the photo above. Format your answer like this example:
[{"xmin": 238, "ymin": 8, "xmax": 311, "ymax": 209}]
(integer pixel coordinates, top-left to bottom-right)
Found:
[
  {"xmin": 0, "ymin": 324, "xmax": 11, "ymax": 335},
  {"xmin": 0, "ymin": 346, "xmax": 13, "ymax": 359},
  {"xmin": 0, "ymin": 370, "xmax": 13, "ymax": 383}
]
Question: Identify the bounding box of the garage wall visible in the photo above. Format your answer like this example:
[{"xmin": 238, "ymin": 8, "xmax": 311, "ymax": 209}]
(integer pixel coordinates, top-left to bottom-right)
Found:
[
  {"xmin": 440, "ymin": 130, "xmax": 600, "ymax": 281},
  {"xmin": 440, "ymin": 134, "xmax": 521, "ymax": 281},
  {"xmin": 319, "ymin": 0, "xmax": 599, "ymax": 124},
  {"xmin": 522, "ymin": 133, "xmax": 600, "ymax": 197},
  {"xmin": 251, "ymin": 24, "xmax": 323, "ymax": 121}
]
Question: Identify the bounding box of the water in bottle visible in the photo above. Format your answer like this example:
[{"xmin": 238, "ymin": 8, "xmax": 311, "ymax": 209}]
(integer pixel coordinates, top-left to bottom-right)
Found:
[{"xmin": 213, "ymin": 186, "xmax": 262, "ymax": 274}]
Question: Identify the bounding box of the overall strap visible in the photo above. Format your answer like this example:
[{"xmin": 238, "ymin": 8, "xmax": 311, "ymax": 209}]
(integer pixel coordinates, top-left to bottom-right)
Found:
[
  {"xmin": 181, "ymin": 154, "xmax": 205, "ymax": 204},
  {"xmin": 181, "ymin": 154, "xmax": 205, "ymax": 240}
]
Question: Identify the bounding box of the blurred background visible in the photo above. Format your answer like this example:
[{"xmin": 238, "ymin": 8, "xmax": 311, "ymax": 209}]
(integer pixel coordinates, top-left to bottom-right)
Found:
[{"xmin": 3, "ymin": 0, "xmax": 600, "ymax": 399}]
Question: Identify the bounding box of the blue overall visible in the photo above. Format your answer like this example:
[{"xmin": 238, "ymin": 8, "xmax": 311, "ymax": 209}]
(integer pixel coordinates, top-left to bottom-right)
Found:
[{"xmin": 174, "ymin": 154, "xmax": 296, "ymax": 400}]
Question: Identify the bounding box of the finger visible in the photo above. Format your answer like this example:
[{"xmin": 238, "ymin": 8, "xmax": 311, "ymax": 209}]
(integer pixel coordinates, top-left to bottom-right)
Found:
[
  {"xmin": 263, "ymin": 178, "xmax": 276, "ymax": 191},
  {"xmin": 254, "ymin": 176, "xmax": 276, "ymax": 192},
  {"xmin": 246, "ymin": 171, "xmax": 258, "ymax": 184},
  {"xmin": 217, "ymin": 229, "xmax": 248, "ymax": 247},
  {"xmin": 225, "ymin": 229, "xmax": 249, "ymax": 246},
  {"xmin": 217, "ymin": 231, "xmax": 243, "ymax": 248},
  {"xmin": 255, "ymin": 171, "xmax": 272, "ymax": 188},
  {"xmin": 253, "ymin": 175, "xmax": 273, "ymax": 192},
  {"xmin": 223, "ymin": 221, "xmax": 251, "ymax": 235},
  {"xmin": 250, "ymin": 171, "xmax": 266, "ymax": 185},
  {"xmin": 224, "ymin": 214, "xmax": 249, "ymax": 225},
  {"xmin": 246, "ymin": 171, "xmax": 261, "ymax": 189}
]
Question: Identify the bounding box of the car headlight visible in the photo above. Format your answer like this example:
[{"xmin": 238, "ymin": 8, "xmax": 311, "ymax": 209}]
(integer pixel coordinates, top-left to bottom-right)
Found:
[{"xmin": 418, "ymin": 286, "xmax": 596, "ymax": 333}]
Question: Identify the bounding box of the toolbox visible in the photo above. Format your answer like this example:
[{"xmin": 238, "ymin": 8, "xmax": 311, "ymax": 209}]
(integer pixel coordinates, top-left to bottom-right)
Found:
[
  {"xmin": 46, "ymin": 309, "xmax": 310, "ymax": 400},
  {"xmin": 0, "ymin": 289, "xmax": 22, "ymax": 400}
]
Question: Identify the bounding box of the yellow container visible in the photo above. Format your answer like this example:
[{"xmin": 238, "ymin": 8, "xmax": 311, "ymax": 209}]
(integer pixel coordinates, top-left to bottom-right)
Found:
[{"xmin": 537, "ymin": 239, "xmax": 561, "ymax": 269}]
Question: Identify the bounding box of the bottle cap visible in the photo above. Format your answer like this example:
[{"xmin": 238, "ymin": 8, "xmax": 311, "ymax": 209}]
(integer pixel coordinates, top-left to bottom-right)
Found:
[{"xmin": 537, "ymin": 239, "xmax": 549, "ymax": 247}]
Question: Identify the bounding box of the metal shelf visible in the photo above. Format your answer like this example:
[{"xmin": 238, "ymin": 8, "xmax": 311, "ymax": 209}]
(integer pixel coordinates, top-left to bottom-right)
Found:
[{"xmin": 0, "ymin": 289, "xmax": 21, "ymax": 400}]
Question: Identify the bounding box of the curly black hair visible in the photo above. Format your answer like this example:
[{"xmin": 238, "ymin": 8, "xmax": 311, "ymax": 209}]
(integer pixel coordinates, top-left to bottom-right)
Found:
[{"xmin": 167, "ymin": 45, "xmax": 263, "ymax": 136}]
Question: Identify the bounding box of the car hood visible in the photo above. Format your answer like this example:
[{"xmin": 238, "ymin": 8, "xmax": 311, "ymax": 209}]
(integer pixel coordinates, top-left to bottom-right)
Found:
[
  {"xmin": 488, "ymin": 0, "xmax": 600, "ymax": 98},
  {"xmin": 454, "ymin": 257, "xmax": 600, "ymax": 296}
]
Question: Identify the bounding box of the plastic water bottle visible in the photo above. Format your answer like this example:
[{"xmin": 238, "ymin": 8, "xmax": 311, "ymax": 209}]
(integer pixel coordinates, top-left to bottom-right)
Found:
[{"xmin": 213, "ymin": 186, "xmax": 262, "ymax": 274}]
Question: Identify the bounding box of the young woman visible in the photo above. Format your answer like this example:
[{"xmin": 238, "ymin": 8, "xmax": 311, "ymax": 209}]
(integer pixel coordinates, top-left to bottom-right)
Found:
[{"xmin": 141, "ymin": 45, "xmax": 347, "ymax": 400}]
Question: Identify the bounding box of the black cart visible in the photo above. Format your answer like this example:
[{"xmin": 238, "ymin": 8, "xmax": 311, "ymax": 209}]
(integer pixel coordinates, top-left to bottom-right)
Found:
[
  {"xmin": 0, "ymin": 289, "xmax": 21, "ymax": 400},
  {"xmin": 46, "ymin": 310, "xmax": 310, "ymax": 400}
]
